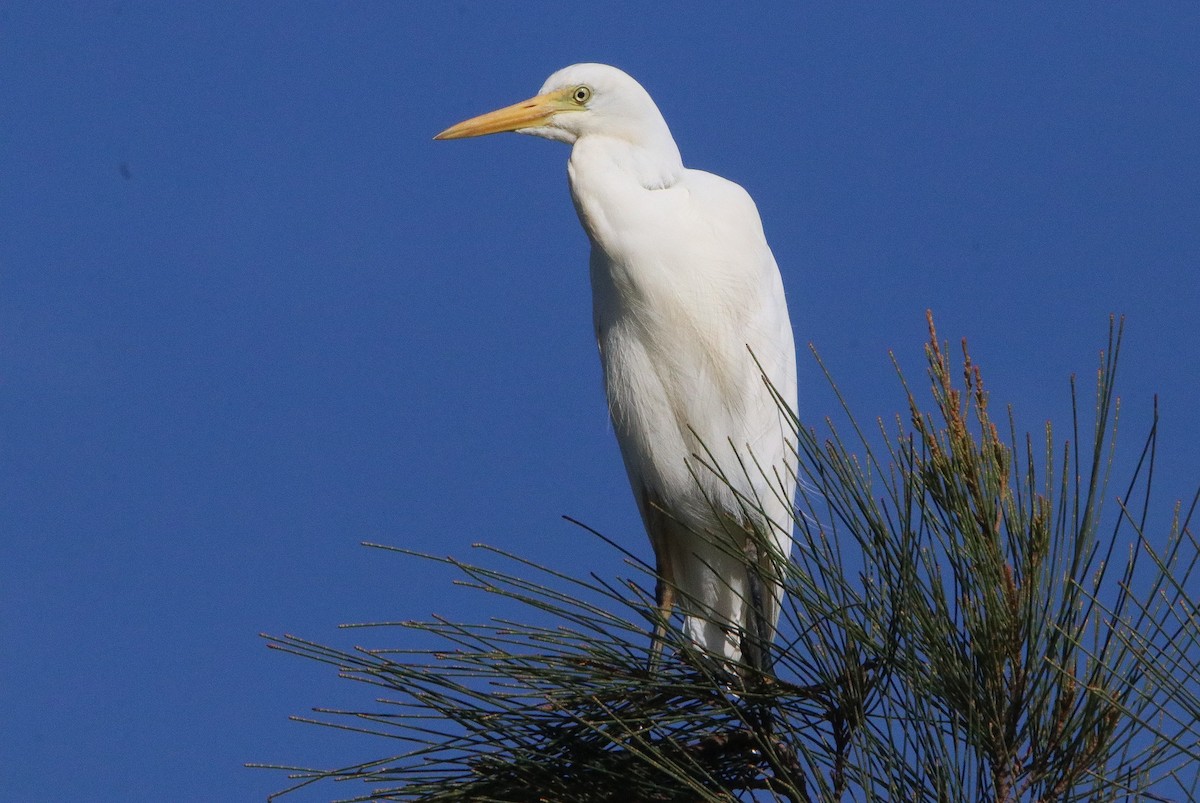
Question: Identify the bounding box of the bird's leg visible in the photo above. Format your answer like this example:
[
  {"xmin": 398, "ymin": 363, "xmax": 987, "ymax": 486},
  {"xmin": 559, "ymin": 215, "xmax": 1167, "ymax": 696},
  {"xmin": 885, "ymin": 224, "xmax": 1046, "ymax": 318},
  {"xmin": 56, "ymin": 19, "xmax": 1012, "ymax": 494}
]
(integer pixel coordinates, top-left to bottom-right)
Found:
[
  {"xmin": 643, "ymin": 488, "xmax": 677, "ymax": 671},
  {"xmin": 741, "ymin": 533, "xmax": 774, "ymax": 675},
  {"xmin": 649, "ymin": 571, "xmax": 675, "ymax": 670},
  {"xmin": 740, "ymin": 531, "xmax": 780, "ymax": 739}
]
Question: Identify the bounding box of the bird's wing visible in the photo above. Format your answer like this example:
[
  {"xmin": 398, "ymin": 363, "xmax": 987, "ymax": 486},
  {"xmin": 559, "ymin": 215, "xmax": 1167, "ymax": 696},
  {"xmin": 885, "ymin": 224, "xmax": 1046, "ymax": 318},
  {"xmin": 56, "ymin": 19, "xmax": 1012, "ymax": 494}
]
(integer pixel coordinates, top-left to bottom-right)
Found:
[{"xmin": 590, "ymin": 167, "xmax": 797, "ymax": 641}]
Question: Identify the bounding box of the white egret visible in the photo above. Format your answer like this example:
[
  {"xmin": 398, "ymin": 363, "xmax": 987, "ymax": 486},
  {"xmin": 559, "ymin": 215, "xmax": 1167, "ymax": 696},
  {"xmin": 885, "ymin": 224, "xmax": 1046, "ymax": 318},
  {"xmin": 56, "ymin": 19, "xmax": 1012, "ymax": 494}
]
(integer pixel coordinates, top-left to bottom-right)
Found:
[{"xmin": 436, "ymin": 64, "xmax": 796, "ymax": 669}]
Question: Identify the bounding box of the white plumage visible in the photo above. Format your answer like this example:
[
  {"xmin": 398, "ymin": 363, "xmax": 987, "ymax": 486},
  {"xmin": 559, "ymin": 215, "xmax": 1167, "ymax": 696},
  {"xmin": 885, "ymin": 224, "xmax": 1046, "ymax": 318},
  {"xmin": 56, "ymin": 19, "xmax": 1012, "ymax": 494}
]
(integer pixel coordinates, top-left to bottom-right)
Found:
[{"xmin": 436, "ymin": 64, "xmax": 797, "ymax": 667}]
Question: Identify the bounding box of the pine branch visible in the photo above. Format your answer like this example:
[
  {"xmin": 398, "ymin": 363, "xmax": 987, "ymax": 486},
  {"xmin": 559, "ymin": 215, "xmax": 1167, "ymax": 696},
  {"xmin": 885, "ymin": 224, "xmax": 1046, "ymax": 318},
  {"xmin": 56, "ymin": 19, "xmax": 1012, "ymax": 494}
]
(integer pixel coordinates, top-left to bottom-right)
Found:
[{"xmin": 256, "ymin": 314, "xmax": 1199, "ymax": 802}]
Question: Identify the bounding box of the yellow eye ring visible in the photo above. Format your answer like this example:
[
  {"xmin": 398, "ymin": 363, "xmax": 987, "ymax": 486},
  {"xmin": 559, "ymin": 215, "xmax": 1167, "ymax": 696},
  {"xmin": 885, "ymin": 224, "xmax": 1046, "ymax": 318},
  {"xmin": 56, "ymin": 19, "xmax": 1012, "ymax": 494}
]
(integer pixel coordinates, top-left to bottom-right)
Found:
[{"xmin": 572, "ymin": 85, "xmax": 592, "ymax": 105}]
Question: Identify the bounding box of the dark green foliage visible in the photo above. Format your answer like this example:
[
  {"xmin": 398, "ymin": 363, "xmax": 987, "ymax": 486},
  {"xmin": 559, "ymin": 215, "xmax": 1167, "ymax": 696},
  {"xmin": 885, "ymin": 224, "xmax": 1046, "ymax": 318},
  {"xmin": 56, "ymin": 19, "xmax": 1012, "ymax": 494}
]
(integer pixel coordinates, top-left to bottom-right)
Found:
[{"xmin": 256, "ymin": 315, "xmax": 1199, "ymax": 801}]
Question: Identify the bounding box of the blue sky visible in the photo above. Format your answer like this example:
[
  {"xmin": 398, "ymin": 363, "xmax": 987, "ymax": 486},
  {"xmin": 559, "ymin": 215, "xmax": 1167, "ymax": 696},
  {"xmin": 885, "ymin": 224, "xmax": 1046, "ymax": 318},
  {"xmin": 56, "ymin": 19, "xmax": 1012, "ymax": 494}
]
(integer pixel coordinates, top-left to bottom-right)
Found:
[{"xmin": 2, "ymin": 3, "xmax": 1198, "ymax": 800}]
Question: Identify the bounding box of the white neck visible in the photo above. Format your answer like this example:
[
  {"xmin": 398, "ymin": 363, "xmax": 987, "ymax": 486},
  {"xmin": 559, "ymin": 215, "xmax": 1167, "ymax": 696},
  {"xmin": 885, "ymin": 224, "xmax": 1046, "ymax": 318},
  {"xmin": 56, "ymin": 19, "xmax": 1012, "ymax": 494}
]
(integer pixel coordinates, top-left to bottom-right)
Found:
[{"xmin": 566, "ymin": 134, "xmax": 684, "ymax": 253}]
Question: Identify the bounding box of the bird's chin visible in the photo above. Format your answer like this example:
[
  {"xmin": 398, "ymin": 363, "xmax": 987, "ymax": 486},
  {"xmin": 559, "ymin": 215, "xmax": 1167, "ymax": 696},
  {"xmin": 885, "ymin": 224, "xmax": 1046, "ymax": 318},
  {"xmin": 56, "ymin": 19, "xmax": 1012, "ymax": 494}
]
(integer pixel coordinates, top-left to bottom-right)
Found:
[{"xmin": 517, "ymin": 125, "xmax": 576, "ymax": 145}]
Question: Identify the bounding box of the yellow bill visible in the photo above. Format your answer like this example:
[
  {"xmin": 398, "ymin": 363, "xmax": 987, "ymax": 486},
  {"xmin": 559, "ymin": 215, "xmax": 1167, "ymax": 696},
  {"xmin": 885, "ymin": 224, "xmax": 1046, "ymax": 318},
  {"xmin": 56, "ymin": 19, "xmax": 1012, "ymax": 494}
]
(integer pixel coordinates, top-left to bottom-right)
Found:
[{"xmin": 434, "ymin": 87, "xmax": 578, "ymax": 140}]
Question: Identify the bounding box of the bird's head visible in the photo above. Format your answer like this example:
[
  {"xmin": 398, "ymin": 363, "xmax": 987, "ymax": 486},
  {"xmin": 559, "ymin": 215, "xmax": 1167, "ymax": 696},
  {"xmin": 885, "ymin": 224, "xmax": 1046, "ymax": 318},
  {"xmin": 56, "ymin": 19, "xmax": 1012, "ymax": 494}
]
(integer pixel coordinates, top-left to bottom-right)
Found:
[{"xmin": 435, "ymin": 63, "xmax": 673, "ymax": 148}]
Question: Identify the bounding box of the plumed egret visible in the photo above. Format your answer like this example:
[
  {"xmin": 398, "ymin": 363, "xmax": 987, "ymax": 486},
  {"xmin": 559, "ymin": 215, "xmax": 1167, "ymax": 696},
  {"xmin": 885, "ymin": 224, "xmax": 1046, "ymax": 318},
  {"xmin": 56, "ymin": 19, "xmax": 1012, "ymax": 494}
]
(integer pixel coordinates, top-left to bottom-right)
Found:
[{"xmin": 436, "ymin": 64, "xmax": 796, "ymax": 670}]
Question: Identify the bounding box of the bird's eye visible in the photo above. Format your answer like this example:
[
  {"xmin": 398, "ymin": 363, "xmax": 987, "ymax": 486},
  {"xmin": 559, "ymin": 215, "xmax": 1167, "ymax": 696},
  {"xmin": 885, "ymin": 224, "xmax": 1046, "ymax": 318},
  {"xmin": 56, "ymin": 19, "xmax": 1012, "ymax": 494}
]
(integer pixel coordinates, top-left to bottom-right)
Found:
[{"xmin": 572, "ymin": 85, "xmax": 592, "ymax": 105}]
